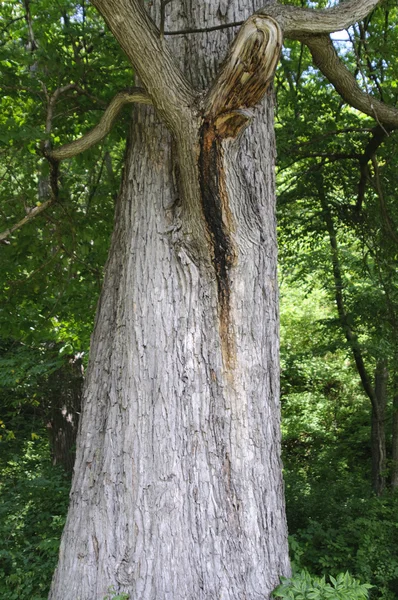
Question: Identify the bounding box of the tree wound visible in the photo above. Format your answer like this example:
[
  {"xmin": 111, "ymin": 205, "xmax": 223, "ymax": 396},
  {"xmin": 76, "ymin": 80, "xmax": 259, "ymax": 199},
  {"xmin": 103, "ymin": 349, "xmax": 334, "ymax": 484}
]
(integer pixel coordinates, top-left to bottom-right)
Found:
[
  {"xmin": 199, "ymin": 119, "xmax": 236, "ymax": 369},
  {"xmin": 199, "ymin": 15, "xmax": 282, "ymax": 369}
]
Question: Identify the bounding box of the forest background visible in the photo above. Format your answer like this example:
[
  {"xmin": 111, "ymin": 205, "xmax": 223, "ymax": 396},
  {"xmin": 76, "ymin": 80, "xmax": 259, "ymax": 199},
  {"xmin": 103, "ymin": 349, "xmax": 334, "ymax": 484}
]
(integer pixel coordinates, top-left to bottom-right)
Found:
[{"xmin": 0, "ymin": 0, "xmax": 398, "ymax": 598}]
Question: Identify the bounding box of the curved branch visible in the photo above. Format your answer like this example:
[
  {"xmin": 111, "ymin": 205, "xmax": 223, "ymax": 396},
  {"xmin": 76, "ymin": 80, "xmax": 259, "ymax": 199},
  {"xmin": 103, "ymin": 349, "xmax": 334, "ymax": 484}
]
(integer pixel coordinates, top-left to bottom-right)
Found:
[
  {"xmin": 49, "ymin": 88, "xmax": 152, "ymax": 161},
  {"xmin": 299, "ymin": 34, "xmax": 398, "ymax": 129},
  {"xmin": 259, "ymin": 0, "xmax": 381, "ymax": 37},
  {"xmin": 1, "ymin": 89, "xmax": 151, "ymax": 243}
]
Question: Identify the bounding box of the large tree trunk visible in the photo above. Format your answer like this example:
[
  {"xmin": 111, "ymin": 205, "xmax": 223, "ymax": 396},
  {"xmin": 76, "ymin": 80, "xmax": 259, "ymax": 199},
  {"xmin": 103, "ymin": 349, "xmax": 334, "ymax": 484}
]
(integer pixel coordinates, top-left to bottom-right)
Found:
[{"xmin": 49, "ymin": 1, "xmax": 290, "ymax": 598}]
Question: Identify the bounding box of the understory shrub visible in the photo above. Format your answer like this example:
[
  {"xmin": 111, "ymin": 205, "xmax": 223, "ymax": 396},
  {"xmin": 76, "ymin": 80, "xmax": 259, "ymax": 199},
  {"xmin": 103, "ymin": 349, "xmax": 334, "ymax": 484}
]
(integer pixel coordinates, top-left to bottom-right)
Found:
[
  {"xmin": 286, "ymin": 492, "xmax": 398, "ymax": 600},
  {"xmin": 272, "ymin": 570, "xmax": 372, "ymax": 600},
  {"xmin": 0, "ymin": 436, "xmax": 70, "ymax": 600}
]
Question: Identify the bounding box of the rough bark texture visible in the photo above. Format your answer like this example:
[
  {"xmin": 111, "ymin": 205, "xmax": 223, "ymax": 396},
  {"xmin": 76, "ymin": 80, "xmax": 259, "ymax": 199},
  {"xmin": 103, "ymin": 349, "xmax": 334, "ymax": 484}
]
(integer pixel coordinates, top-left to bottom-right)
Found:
[{"xmin": 49, "ymin": 1, "xmax": 290, "ymax": 598}]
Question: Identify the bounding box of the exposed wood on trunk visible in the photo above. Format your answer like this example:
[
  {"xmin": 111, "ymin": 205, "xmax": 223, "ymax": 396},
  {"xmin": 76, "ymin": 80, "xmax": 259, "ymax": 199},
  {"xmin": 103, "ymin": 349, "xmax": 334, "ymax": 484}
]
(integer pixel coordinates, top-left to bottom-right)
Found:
[
  {"xmin": 197, "ymin": 15, "xmax": 281, "ymax": 369},
  {"xmin": 199, "ymin": 119, "xmax": 236, "ymax": 368},
  {"xmin": 205, "ymin": 15, "xmax": 282, "ymax": 126}
]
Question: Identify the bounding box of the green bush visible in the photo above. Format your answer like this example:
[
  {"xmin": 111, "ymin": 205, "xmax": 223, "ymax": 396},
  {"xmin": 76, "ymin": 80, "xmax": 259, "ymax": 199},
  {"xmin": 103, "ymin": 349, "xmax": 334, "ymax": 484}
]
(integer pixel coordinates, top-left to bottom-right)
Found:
[
  {"xmin": 288, "ymin": 493, "xmax": 398, "ymax": 600},
  {"xmin": 0, "ymin": 437, "xmax": 70, "ymax": 600},
  {"xmin": 272, "ymin": 570, "xmax": 372, "ymax": 600}
]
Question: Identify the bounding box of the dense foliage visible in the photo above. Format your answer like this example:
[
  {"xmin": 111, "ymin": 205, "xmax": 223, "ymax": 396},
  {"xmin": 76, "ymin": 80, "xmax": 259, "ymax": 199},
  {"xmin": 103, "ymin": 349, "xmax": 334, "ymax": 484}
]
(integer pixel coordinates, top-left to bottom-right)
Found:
[{"xmin": 1, "ymin": 0, "xmax": 397, "ymax": 599}]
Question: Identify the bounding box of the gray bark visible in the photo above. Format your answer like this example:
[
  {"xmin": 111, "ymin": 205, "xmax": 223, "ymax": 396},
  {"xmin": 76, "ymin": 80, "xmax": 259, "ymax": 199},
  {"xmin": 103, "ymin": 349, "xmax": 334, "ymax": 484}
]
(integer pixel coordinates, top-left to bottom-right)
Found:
[{"xmin": 49, "ymin": 0, "xmax": 290, "ymax": 598}]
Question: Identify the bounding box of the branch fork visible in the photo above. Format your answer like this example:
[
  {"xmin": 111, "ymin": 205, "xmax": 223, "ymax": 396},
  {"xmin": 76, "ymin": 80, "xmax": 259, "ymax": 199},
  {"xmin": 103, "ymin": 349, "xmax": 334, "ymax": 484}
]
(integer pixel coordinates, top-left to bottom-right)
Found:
[{"xmin": 3, "ymin": 0, "xmax": 394, "ymax": 244}]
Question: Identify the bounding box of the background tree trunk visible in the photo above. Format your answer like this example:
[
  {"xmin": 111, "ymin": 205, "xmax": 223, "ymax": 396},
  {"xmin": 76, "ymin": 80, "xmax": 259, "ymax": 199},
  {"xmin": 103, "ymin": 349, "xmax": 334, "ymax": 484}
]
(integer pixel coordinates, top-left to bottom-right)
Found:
[
  {"xmin": 372, "ymin": 361, "xmax": 387, "ymax": 495},
  {"xmin": 50, "ymin": 1, "xmax": 290, "ymax": 598},
  {"xmin": 45, "ymin": 356, "xmax": 83, "ymax": 474},
  {"xmin": 390, "ymin": 375, "xmax": 398, "ymax": 489}
]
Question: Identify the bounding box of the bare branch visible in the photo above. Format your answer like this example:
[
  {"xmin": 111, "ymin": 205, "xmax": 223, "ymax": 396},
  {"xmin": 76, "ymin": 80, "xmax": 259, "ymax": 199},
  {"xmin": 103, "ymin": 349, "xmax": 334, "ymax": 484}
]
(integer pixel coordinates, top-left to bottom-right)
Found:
[
  {"xmin": 44, "ymin": 84, "xmax": 80, "ymax": 140},
  {"xmin": 0, "ymin": 198, "xmax": 53, "ymax": 242},
  {"xmin": 259, "ymin": 0, "xmax": 382, "ymax": 37},
  {"xmin": 1, "ymin": 88, "xmax": 151, "ymax": 243},
  {"xmin": 299, "ymin": 34, "xmax": 398, "ymax": 129},
  {"xmin": 49, "ymin": 88, "xmax": 152, "ymax": 161}
]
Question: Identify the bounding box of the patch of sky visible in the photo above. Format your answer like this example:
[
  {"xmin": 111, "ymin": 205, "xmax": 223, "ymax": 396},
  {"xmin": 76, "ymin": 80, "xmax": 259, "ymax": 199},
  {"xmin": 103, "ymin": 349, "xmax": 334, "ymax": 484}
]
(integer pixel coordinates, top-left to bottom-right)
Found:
[
  {"xmin": 331, "ymin": 26, "xmax": 355, "ymax": 55},
  {"xmin": 69, "ymin": 5, "xmax": 84, "ymax": 23},
  {"xmin": 331, "ymin": 29, "xmax": 350, "ymax": 42}
]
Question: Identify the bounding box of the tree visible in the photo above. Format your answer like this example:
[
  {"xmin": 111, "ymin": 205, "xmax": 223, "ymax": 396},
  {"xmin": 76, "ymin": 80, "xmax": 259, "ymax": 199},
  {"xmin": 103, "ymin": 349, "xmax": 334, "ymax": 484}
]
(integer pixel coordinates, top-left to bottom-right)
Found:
[
  {"xmin": 275, "ymin": 5, "xmax": 398, "ymax": 495},
  {"xmin": 2, "ymin": 0, "xmax": 397, "ymax": 598}
]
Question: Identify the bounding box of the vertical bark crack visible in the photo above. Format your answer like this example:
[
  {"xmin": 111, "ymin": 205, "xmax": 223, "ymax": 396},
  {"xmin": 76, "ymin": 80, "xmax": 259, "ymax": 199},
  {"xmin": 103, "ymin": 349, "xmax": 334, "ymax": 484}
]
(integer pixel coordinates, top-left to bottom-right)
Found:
[{"xmin": 199, "ymin": 119, "xmax": 236, "ymax": 368}]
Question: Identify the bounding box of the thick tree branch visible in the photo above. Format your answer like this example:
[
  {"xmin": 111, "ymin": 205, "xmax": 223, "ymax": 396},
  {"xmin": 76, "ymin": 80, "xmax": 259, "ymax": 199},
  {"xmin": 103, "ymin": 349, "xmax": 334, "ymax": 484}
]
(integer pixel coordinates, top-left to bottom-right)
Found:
[
  {"xmin": 259, "ymin": 0, "xmax": 381, "ymax": 37},
  {"xmin": 49, "ymin": 88, "xmax": 152, "ymax": 161},
  {"xmin": 166, "ymin": 0, "xmax": 381, "ymax": 38},
  {"xmin": 299, "ymin": 34, "xmax": 398, "ymax": 129},
  {"xmin": 90, "ymin": 0, "xmax": 195, "ymax": 132}
]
